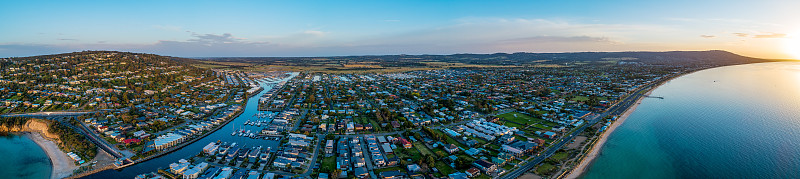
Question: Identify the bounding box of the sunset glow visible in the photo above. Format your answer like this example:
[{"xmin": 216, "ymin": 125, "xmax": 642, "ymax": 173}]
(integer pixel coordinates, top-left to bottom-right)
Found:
[{"xmin": 784, "ymin": 32, "xmax": 800, "ymax": 60}]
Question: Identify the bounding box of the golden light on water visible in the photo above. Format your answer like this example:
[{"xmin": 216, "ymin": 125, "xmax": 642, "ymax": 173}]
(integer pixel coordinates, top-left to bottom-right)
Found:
[{"xmin": 785, "ymin": 31, "xmax": 800, "ymax": 60}]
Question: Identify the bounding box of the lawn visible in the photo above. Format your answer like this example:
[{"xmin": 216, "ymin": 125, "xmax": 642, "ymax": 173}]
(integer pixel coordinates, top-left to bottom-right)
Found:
[
  {"xmin": 498, "ymin": 112, "xmax": 558, "ymax": 127},
  {"xmin": 551, "ymin": 152, "xmax": 569, "ymax": 161},
  {"xmin": 432, "ymin": 148, "xmax": 448, "ymax": 158},
  {"xmin": 434, "ymin": 161, "xmax": 456, "ymax": 174},
  {"xmin": 414, "ymin": 142, "xmax": 433, "ymax": 155},
  {"xmin": 502, "ymin": 164, "xmax": 514, "ymax": 170},
  {"xmin": 396, "ymin": 147, "xmax": 423, "ymax": 161},
  {"xmin": 571, "ymin": 96, "xmax": 590, "ymax": 102},
  {"xmin": 535, "ymin": 163, "xmax": 556, "ymax": 175},
  {"xmin": 320, "ymin": 156, "xmax": 336, "ymax": 173},
  {"xmin": 369, "ymin": 119, "xmax": 383, "ymax": 132}
]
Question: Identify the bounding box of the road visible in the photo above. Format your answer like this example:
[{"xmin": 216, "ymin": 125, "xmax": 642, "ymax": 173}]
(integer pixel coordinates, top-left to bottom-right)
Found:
[
  {"xmin": 1, "ymin": 110, "xmax": 100, "ymax": 117},
  {"xmin": 501, "ymin": 78, "xmax": 667, "ymax": 179},
  {"xmin": 75, "ymin": 120, "xmax": 125, "ymax": 159}
]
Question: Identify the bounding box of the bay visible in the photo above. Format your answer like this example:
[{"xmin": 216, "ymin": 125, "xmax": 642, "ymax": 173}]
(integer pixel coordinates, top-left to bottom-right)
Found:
[{"xmin": 581, "ymin": 62, "xmax": 800, "ymax": 178}]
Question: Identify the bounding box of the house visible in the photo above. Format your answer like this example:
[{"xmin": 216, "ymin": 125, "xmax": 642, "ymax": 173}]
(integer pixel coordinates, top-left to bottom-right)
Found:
[
  {"xmin": 501, "ymin": 144, "xmax": 524, "ymax": 156},
  {"xmin": 465, "ymin": 148, "xmax": 481, "ymax": 156},
  {"xmin": 183, "ymin": 162, "xmax": 208, "ymax": 179},
  {"xmin": 169, "ymin": 159, "xmax": 190, "ymax": 175},
  {"xmin": 508, "ymin": 141, "xmax": 538, "ymax": 153},
  {"xmin": 382, "ymin": 143, "xmax": 394, "ymax": 154},
  {"xmin": 445, "ymin": 144, "xmax": 459, "ymax": 154},
  {"xmin": 448, "ymin": 172, "xmax": 469, "ymax": 179},
  {"xmin": 543, "ymin": 131, "xmax": 557, "ymax": 139},
  {"xmin": 473, "ymin": 159, "xmax": 497, "ymax": 173},
  {"xmin": 407, "ymin": 164, "xmax": 421, "ymax": 172},
  {"xmin": 123, "ymin": 138, "xmax": 141, "ymax": 145},
  {"xmin": 466, "ymin": 168, "xmax": 481, "ymax": 177},
  {"xmin": 380, "ymin": 170, "xmax": 405, "ymax": 179},
  {"xmin": 325, "ymin": 140, "xmax": 334, "ymax": 155},
  {"xmin": 203, "ymin": 142, "xmax": 219, "ymax": 155},
  {"xmin": 499, "ymin": 135, "xmax": 515, "ymax": 144},
  {"xmin": 353, "ymin": 157, "xmax": 366, "ymax": 168},
  {"xmin": 354, "ymin": 167, "xmax": 369, "ymax": 178},
  {"xmin": 397, "ymin": 138, "xmax": 412, "ymax": 149}
]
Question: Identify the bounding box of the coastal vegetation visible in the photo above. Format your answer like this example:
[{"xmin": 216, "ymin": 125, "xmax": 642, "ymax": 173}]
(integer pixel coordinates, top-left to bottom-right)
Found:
[
  {"xmin": 0, "ymin": 117, "xmax": 30, "ymax": 135},
  {"xmin": 49, "ymin": 118, "xmax": 97, "ymax": 160}
]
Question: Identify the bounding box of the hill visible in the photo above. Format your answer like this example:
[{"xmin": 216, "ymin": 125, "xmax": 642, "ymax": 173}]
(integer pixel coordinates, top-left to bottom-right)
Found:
[
  {"xmin": 0, "ymin": 51, "xmax": 221, "ymax": 113},
  {"xmin": 194, "ymin": 50, "xmax": 774, "ymax": 72}
]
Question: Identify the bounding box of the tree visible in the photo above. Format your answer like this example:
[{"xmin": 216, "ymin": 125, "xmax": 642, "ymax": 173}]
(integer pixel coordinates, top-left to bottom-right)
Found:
[
  {"xmin": 332, "ymin": 169, "xmax": 342, "ymax": 179},
  {"xmin": 454, "ymin": 157, "xmax": 473, "ymax": 169}
]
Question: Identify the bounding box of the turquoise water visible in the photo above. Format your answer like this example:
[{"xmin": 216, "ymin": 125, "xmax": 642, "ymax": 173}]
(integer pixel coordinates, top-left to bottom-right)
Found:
[
  {"xmin": 581, "ymin": 62, "xmax": 800, "ymax": 178},
  {"xmin": 0, "ymin": 135, "xmax": 51, "ymax": 179}
]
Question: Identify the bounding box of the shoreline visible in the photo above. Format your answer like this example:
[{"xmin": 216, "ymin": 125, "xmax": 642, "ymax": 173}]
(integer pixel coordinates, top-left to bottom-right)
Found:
[
  {"xmin": 565, "ymin": 72, "xmax": 690, "ymax": 179},
  {"xmin": 564, "ymin": 88, "xmax": 650, "ymax": 179},
  {"xmin": 23, "ymin": 132, "xmax": 78, "ymax": 179}
]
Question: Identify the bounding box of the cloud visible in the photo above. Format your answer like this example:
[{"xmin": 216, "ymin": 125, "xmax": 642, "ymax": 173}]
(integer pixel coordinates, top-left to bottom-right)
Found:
[
  {"xmin": 58, "ymin": 38, "xmax": 78, "ymax": 41},
  {"xmin": 732, "ymin": 32, "xmax": 786, "ymax": 38},
  {"xmin": 700, "ymin": 35, "xmax": 716, "ymax": 38},
  {"xmin": 0, "ymin": 18, "xmax": 683, "ymax": 57},
  {"xmin": 187, "ymin": 33, "xmax": 243, "ymax": 44},
  {"xmin": 303, "ymin": 30, "xmax": 326, "ymax": 37},
  {"xmin": 753, "ymin": 33, "xmax": 786, "ymax": 38}
]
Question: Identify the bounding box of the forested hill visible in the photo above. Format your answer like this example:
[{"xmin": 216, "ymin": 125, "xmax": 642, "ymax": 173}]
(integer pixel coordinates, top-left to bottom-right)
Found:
[{"xmin": 200, "ymin": 50, "xmax": 774, "ymax": 67}]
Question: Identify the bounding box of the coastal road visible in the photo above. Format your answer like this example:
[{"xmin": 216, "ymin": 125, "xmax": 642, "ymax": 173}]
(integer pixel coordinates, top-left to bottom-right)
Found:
[
  {"xmin": 501, "ymin": 80, "xmax": 663, "ymax": 179},
  {"xmin": 1, "ymin": 110, "xmax": 100, "ymax": 118}
]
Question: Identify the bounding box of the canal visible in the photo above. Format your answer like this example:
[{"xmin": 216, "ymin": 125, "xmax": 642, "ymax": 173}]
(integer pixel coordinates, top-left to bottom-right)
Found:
[{"xmin": 83, "ymin": 72, "xmax": 298, "ymax": 178}]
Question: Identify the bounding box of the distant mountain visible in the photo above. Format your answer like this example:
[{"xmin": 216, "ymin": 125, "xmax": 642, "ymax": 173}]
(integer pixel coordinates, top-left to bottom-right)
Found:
[{"xmin": 200, "ymin": 50, "xmax": 773, "ymax": 67}]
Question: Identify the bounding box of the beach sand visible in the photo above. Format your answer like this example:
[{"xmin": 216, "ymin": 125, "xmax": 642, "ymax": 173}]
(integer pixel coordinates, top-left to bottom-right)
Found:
[
  {"xmin": 25, "ymin": 132, "xmax": 78, "ymax": 179},
  {"xmin": 564, "ymin": 89, "xmax": 654, "ymax": 179}
]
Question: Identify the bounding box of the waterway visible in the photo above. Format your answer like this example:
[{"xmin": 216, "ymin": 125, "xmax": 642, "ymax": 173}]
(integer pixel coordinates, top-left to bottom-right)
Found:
[
  {"xmin": 581, "ymin": 62, "xmax": 800, "ymax": 178},
  {"xmin": 83, "ymin": 72, "xmax": 298, "ymax": 178},
  {"xmin": 0, "ymin": 134, "xmax": 51, "ymax": 179}
]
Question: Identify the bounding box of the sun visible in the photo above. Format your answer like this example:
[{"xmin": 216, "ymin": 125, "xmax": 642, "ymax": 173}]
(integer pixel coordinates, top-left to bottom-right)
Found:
[{"xmin": 784, "ymin": 32, "xmax": 800, "ymax": 60}]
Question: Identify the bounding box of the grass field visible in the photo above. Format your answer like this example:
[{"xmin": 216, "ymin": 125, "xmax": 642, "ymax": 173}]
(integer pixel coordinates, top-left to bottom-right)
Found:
[
  {"xmin": 414, "ymin": 142, "xmax": 433, "ymax": 155},
  {"xmin": 551, "ymin": 152, "xmax": 569, "ymax": 161},
  {"xmin": 434, "ymin": 161, "xmax": 456, "ymax": 174},
  {"xmin": 320, "ymin": 156, "xmax": 336, "ymax": 173},
  {"xmin": 497, "ymin": 112, "xmax": 558, "ymax": 127},
  {"xmin": 571, "ymin": 96, "xmax": 590, "ymax": 101},
  {"xmin": 535, "ymin": 163, "xmax": 556, "ymax": 174}
]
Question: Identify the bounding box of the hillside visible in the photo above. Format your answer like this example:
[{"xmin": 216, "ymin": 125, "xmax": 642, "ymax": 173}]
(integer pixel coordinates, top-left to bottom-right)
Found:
[
  {"xmin": 0, "ymin": 51, "xmax": 221, "ymax": 113},
  {"xmin": 195, "ymin": 50, "xmax": 774, "ymax": 72}
]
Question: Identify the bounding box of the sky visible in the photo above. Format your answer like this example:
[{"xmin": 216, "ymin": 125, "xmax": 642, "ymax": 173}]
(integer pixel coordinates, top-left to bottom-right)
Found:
[{"xmin": 1, "ymin": 0, "xmax": 799, "ymax": 59}]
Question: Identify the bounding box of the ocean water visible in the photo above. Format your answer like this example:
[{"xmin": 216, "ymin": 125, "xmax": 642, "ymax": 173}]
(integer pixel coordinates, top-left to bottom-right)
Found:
[
  {"xmin": 0, "ymin": 135, "xmax": 51, "ymax": 179},
  {"xmin": 581, "ymin": 62, "xmax": 800, "ymax": 179}
]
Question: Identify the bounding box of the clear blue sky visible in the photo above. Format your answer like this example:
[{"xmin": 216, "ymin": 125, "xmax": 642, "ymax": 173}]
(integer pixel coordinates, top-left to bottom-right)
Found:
[{"xmin": 1, "ymin": 0, "xmax": 798, "ymax": 58}]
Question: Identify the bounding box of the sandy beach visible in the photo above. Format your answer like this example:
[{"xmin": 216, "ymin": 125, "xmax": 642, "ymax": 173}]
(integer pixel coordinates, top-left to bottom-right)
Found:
[
  {"xmin": 564, "ymin": 88, "xmax": 656, "ymax": 179},
  {"xmin": 24, "ymin": 132, "xmax": 78, "ymax": 179}
]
